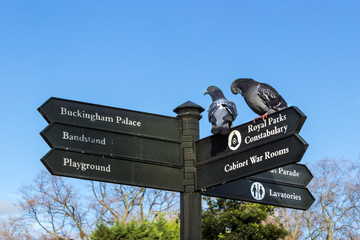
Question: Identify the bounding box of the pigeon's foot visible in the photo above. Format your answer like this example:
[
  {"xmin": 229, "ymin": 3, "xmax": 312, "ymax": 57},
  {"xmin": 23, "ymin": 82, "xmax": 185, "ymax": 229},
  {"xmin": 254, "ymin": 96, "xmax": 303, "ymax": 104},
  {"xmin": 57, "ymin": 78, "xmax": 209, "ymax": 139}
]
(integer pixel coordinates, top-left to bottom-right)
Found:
[{"xmin": 253, "ymin": 113, "xmax": 268, "ymax": 123}]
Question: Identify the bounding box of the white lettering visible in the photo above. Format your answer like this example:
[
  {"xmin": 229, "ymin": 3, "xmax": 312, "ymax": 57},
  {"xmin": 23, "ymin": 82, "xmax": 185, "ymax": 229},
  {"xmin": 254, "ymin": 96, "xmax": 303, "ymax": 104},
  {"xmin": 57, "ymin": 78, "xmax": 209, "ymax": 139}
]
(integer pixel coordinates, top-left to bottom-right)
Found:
[
  {"xmin": 224, "ymin": 160, "xmax": 248, "ymax": 173},
  {"xmin": 278, "ymin": 167, "xmax": 299, "ymax": 177},
  {"xmin": 264, "ymin": 147, "xmax": 290, "ymax": 160},
  {"xmin": 62, "ymin": 157, "xmax": 111, "ymax": 173},
  {"xmin": 60, "ymin": 107, "xmax": 114, "ymax": 123},
  {"xmin": 269, "ymin": 189, "xmax": 302, "ymax": 201},
  {"xmin": 116, "ymin": 116, "xmax": 142, "ymax": 127},
  {"xmin": 269, "ymin": 169, "xmax": 277, "ymax": 174},
  {"xmin": 244, "ymin": 125, "xmax": 288, "ymax": 145},
  {"xmin": 267, "ymin": 114, "xmax": 287, "ymax": 126},
  {"xmin": 248, "ymin": 121, "xmax": 267, "ymax": 133},
  {"xmin": 249, "ymin": 155, "xmax": 263, "ymax": 164},
  {"xmin": 63, "ymin": 157, "xmax": 71, "ymax": 166},
  {"xmin": 62, "ymin": 131, "xmax": 106, "ymax": 145}
]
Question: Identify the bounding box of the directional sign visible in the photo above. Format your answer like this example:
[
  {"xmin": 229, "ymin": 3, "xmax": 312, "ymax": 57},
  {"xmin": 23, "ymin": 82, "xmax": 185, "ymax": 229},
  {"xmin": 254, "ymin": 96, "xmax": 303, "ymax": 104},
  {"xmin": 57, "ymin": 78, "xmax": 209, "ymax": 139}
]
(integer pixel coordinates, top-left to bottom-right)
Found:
[
  {"xmin": 196, "ymin": 107, "xmax": 306, "ymax": 165},
  {"xmin": 41, "ymin": 149, "xmax": 184, "ymax": 192},
  {"xmin": 249, "ymin": 164, "xmax": 313, "ymax": 187},
  {"xmin": 41, "ymin": 123, "xmax": 182, "ymax": 167},
  {"xmin": 196, "ymin": 134, "xmax": 308, "ymax": 191},
  {"xmin": 201, "ymin": 178, "xmax": 315, "ymax": 210},
  {"xmin": 38, "ymin": 97, "xmax": 181, "ymax": 142}
]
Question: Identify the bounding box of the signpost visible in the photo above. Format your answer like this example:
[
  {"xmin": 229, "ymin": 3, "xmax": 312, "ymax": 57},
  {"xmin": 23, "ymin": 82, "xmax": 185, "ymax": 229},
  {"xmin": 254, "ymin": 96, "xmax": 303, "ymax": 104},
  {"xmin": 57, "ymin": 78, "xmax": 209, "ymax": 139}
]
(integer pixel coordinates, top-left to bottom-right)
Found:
[
  {"xmin": 42, "ymin": 149, "xmax": 184, "ymax": 192},
  {"xmin": 38, "ymin": 97, "xmax": 182, "ymax": 142},
  {"xmin": 249, "ymin": 163, "xmax": 313, "ymax": 187},
  {"xmin": 201, "ymin": 178, "xmax": 315, "ymax": 210},
  {"xmin": 196, "ymin": 134, "xmax": 308, "ymax": 190},
  {"xmin": 41, "ymin": 122, "xmax": 182, "ymax": 166},
  {"xmin": 196, "ymin": 106, "xmax": 306, "ymax": 165},
  {"xmin": 38, "ymin": 96, "xmax": 314, "ymax": 239}
]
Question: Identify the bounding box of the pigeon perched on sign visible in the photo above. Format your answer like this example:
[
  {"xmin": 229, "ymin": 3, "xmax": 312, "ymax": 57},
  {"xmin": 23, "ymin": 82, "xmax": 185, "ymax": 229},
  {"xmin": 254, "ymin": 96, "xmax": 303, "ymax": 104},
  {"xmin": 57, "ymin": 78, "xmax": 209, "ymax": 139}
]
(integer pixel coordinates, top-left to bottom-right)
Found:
[
  {"xmin": 205, "ymin": 86, "xmax": 237, "ymax": 135},
  {"xmin": 230, "ymin": 78, "xmax": 287, "ymax": 122}
]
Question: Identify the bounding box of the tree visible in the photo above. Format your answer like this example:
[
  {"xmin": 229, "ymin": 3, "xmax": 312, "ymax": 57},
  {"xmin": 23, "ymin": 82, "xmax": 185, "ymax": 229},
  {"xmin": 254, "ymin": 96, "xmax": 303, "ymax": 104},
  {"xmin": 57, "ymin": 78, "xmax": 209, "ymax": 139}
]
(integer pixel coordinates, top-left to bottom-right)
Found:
[
  {"xmin": 275, "ymin": 158, "xmax": 360, "ymax": 239},
  {"xmin": 90, "ymin": 214, "xmax": 180, "ymax": 240},
  {"xmin": 0, "ymin": 217, "xmax": 33, "ymax": 240},
  {"xmin": 302, "ymin": 158, "xmax": 360, "ymax": 239},
  {"xmin": 274, "ymin": 208, "xmax": 305, "ymax": 240},
  {"xmin": 202, "ymin": 197, "xmax": 288, "ymax": 240},
  {"xmin": 19, "ymin": 170, "xmax": 91, "ymax": 240},
  {"xmin": 18, "ymin": 171, "xmax": 180, "ymax": 239},
  {"xmin": 90, "ymin": 181, "xmax": 179, "ymax": 225}
]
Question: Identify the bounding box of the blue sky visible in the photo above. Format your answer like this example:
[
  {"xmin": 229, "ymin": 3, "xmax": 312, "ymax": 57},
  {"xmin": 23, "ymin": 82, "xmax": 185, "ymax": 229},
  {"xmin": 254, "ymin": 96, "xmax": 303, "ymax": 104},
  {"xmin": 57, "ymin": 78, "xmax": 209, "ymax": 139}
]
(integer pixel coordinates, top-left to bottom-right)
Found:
[{"xmin": 1, "ymin": 1, "xmax": 359, "ymax": 220}]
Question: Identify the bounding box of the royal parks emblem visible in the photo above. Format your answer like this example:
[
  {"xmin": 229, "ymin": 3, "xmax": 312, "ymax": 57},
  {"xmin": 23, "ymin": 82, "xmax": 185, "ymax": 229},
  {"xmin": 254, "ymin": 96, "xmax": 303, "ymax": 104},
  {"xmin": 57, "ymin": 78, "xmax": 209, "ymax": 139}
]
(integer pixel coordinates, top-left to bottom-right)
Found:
[{"xmin": 228, "ymin": 130, "xmax": 241, "ymax": 151}]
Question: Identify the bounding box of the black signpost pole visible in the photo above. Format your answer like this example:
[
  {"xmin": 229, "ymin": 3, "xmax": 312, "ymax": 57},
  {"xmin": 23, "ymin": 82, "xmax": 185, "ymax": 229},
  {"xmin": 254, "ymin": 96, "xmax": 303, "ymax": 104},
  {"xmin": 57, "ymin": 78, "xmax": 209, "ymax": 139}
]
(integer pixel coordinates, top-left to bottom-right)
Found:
[{"xmin": 174, "ymin": 101, "xmax": 204, "ymax": 240}]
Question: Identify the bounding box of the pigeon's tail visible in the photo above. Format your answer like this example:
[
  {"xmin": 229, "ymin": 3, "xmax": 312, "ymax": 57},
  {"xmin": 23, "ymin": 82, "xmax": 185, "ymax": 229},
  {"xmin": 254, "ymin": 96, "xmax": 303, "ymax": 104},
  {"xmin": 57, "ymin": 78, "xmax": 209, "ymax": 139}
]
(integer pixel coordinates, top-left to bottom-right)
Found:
[{"xmin": 211, "ymin": 124, "xmax": 230, "ymax": 135}]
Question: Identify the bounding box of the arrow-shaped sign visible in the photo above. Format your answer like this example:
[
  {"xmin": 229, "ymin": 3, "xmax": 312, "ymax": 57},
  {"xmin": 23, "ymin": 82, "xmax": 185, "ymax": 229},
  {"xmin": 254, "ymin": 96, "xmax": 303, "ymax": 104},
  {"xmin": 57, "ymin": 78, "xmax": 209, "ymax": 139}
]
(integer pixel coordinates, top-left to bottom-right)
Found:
[
  {"xmin": 196, "ymin": 107, "xmax": 306, "ymax": 165},
  {"xmin": 38, "ymin": 97, "xmax": 181, "ymax": 142},
  {"xmin": 41, "ymin": 123, "xmax": 182, "ymax": 167},
  {"xmin": 41, "ymin": 149, "xmax": 184, "ymax": 192},
  {"xmin": 196, "ymin": 134, "xmax": 308, "ymax": 191},
  {"xmin": 249, "ymin": 164, "xmax": 313, "ymax": 187},
  {"xmin": 202, "ymin": 178, "xmax": 315, "ymax": 210}
]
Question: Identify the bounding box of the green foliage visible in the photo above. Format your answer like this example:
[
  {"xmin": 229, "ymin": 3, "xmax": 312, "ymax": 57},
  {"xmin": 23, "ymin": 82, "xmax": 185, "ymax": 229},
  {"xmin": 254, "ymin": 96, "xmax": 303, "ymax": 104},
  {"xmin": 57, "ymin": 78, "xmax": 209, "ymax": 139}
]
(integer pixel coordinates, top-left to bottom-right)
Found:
[
  {"xmin": 90, "ymin": 214, "xmax": 180, "ymax": 240},
  {"xmin": 91, "ymin": 198, "xmax": 288, "ymax": 240},
  {"xmin": 202, "ymin": 197, "xmax": 288, "ymax": 240}
]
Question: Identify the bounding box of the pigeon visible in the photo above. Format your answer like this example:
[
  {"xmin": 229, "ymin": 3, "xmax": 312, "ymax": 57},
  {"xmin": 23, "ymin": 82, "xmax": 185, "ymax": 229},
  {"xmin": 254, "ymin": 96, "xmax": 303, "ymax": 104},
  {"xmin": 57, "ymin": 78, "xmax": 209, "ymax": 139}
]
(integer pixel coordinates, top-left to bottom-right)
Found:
[
  {"xmin": 230, "ymin": 78, "xmax": 287, "ymax": 123},
  {"xmin": 204, "ymin": 86, "xmax": 237, "ymax": 135}
]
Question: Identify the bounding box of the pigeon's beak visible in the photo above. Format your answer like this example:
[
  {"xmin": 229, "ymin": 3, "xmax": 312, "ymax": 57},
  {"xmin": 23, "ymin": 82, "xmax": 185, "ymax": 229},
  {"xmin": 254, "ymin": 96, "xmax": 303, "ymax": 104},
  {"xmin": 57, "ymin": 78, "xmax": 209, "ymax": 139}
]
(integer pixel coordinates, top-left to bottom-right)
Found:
[
  {"xmin": 204, "ymin": 90, "xmax": 209, "ymax": 95},
  {"xmin": 231, "ymin": 87, "xmax": 241, "ymax": 95}
]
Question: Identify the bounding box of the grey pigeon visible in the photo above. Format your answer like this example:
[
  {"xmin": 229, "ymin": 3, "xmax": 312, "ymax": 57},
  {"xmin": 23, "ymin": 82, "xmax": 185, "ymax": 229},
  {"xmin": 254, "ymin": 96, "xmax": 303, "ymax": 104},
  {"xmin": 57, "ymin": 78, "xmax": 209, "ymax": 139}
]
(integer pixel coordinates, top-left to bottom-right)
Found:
[
  {"xmin": 204, "ymin": 86, "xmax": 237, "ymax": 135},
  {"xmin": 230, "ymin": 78, "xmax": 287, "ymax": 122}
]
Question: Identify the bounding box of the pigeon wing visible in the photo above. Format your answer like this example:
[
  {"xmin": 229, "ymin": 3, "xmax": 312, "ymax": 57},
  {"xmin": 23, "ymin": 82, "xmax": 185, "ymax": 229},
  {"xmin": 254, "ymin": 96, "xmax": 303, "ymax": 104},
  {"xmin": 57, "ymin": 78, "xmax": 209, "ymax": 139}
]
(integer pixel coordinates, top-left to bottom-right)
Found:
[
  {"xmin": 221, "ymin": 100, "xmax": 237, "ymax": 122},
  {"xmin": 257, "ymin": 83, "xmax": 287, "ymax": 111},
  {"xmin": 208, "ymin": 102, "xmax": 219, "ymax": 123},
  {"xmin": 210, "ymin": 106, "xmax": 231, "ymax": 135}
]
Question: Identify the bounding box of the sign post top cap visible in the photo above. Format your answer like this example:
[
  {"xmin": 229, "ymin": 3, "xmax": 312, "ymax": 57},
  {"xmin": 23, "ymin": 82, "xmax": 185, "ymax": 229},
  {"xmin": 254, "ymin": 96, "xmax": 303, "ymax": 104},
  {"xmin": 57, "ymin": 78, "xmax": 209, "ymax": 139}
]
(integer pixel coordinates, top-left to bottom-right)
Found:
[{"xmin": 174, "ymin": 101, "xmax": 204, "ymax": 118}]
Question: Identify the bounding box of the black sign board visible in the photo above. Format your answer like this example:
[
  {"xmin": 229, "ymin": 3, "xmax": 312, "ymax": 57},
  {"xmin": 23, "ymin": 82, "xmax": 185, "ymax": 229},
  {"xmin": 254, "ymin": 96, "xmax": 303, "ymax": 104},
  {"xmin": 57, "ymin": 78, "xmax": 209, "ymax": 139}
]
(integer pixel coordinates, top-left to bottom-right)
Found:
[
  {"xmin": 196, "ymin": 107, "xmax": 306, "ymax": 165},
  {"xmin": 38, "ymin": 97, "xmax": 313, "ymax": 240},
  {"xmin": 41, "ymin": 149, "xmax": 184, "ymax": 192},
  {"xmin": 196, "ymin": 134, "xmax": 308, "ymax": 190},
  {"xmin": 202, "ymin": 178, "xmax": 314, "ymax": 210},
  {"xmin": 38, "ymin": 97, "xmax": 181, "ymax": 142},
  {"xmin": 41, "ymin": 123, "xmax": 182, "ymax": 167},
  {"xmin": 250, "ymin": 164, "xmax": 313, "ymax": 187}
]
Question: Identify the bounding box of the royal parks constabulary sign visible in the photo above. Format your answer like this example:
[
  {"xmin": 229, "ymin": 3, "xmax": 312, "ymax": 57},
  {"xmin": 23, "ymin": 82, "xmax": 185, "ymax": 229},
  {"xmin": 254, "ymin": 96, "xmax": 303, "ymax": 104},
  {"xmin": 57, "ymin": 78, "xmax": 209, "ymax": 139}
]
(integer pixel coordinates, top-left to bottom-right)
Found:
[
  {"xmin": 196, "ymin": 106, "xmax": 306, "ymax": 165},
  {"xmin": 39, "ymin": 97, "xmax": 313, "ymax": 212}
]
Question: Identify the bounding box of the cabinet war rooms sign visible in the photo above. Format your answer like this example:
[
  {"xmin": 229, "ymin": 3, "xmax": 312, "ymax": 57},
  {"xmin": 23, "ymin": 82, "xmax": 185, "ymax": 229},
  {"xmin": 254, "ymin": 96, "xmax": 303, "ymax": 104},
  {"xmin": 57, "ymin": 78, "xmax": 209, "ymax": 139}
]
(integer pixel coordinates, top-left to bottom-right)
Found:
[{"xmin": 39, "ymin": 97, "xmax": 314, "ymax": 239}]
